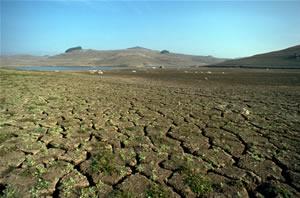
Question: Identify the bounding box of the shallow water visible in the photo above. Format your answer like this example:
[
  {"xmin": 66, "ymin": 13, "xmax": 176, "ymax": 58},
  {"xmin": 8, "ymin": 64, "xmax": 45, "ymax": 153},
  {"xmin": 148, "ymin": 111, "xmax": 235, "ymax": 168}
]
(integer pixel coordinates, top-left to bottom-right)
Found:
[{"xmin": 15, "ymin": 66, "xmax": 118, "ymax": 71}]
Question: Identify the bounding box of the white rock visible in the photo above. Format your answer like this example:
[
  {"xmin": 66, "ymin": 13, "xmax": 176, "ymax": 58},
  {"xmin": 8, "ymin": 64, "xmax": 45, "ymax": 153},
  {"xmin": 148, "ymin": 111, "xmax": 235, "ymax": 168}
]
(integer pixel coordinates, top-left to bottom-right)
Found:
[
  {"xmin": 242, "ymin": 108, "xmax": 250, "ymax": 115},
  {"xmin": 89, "ymin": 70, "xmax": 97, "ymax": 74}
]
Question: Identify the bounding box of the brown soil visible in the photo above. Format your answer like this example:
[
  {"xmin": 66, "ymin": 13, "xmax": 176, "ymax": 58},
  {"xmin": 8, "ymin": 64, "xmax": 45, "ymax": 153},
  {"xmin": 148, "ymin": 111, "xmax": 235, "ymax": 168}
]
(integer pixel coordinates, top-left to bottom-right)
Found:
[{"xmin": 0, "ymin": 68, "xmax": 299, "ymax": 197}]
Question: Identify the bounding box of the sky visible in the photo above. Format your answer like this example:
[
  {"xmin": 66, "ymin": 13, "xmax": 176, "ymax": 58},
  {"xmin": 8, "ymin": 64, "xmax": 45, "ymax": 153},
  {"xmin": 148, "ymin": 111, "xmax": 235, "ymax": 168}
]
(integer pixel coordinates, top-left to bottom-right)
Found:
[{"xmin": 1, "ymin": 0, "xmax": 300, "ymax": 58}]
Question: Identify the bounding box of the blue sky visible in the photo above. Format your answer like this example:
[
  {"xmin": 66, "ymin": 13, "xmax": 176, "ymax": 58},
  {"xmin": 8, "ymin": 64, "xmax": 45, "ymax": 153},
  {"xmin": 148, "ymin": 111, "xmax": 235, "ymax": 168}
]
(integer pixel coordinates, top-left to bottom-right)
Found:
[{"xmin": 1, "ymin": 1, "xmax": 300, "ymax": 58}]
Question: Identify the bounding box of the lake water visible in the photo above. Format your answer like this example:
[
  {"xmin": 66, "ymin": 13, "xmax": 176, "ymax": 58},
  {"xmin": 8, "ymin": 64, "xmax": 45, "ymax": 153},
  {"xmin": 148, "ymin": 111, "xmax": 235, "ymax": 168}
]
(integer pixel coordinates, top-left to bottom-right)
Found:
[{"xmin": 16, "ymin": 66, "xmax": 119, "ymax": 71}]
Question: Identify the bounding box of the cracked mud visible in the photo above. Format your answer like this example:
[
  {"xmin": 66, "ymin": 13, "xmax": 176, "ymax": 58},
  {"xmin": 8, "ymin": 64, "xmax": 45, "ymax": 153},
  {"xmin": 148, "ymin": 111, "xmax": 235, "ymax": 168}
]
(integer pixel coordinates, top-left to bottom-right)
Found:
[{"xmin": 0, "ymin": 68, "xmax": 299, "ymax": 197}]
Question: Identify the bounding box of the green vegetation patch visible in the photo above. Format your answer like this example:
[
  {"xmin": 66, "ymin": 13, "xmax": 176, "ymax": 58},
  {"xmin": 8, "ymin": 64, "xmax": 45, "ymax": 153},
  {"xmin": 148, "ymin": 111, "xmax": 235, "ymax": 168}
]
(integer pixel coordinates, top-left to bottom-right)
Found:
[
  {"xmin": 145, "ymin": 183, "xmax": 171, "ymax": 198},
  {"xmin": 60, "ymin": 177, "xmax": 77, "ymax": 197},
  {"xmin": 29, "ymin": 178, "xmax": 50, "ymax": 198},
  {"xmin": 91, "ymin": 150, "xmax": 118, "ymax": 175},
  {"xmin": 80, "ymin": 187, "xmax": 98, "ymax": 198},
  {"xmin": 0, "ymin": 184, "xmax": 19, "ymax": 198},
  {"xmin": 184, "ymin": 172, "xmax": 213, "ymax": 196}
]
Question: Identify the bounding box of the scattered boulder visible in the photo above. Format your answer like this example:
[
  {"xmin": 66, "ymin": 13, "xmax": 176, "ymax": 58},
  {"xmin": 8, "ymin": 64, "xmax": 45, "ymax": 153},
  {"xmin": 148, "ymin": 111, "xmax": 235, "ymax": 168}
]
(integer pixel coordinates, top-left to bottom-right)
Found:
[{"xmin": 65, "ymin": 46, "xmax": 82, "ymax": 53}]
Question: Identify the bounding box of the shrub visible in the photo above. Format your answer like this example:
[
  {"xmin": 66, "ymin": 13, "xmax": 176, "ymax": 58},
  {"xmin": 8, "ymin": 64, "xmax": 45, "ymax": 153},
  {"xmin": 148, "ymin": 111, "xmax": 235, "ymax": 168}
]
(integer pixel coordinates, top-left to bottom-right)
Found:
[{"xmin": 160, "ymin": 50, "xmax": 170, "ymax": 54}]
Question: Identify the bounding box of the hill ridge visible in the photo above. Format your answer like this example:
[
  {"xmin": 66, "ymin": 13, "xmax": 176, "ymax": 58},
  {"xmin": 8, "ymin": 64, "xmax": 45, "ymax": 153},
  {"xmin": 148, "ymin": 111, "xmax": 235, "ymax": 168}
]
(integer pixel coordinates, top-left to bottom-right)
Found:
[
  {"xmin": 0, "ymin": 47, "xmax": 226, "ymax": 67},
  {"xmin": 212, "ymin": 45, "xmax": 300, "ymax": 68}
]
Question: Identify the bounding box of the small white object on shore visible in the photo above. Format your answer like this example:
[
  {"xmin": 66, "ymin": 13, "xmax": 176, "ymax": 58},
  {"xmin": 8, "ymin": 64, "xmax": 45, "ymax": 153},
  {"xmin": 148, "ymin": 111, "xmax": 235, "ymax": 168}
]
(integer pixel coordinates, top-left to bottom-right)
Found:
[
  {"xmin": 97, "ymin": 70, "xmax": 103, "ymax": 74},
  {"xmin": 89, "ymin": 70, "xmax": 97, "ymax": 74},
  {"xmin": 132, "ymin": 70, "xmax": 136, "ymax": 73},
  {"xmin": 207, "ymin": 71, "xmax": 212, "ymax": 74}
]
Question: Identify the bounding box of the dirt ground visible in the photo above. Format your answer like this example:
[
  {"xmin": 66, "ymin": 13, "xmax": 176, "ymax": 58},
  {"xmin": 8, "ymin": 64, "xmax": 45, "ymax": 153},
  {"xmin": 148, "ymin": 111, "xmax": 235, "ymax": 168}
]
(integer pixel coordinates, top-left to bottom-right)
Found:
[{"xmin": 0, "ymin": 68, "xmax": 299, "ymax": 197}]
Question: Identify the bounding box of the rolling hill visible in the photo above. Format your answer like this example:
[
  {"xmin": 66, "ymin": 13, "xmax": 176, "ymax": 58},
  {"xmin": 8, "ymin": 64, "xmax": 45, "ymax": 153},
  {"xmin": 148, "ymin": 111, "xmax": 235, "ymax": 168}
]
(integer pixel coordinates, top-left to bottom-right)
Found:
[
  {"xmin": 212, "ymin": 45, "xmax": 300, "ymax": 68},
  {"xmin": 0, "ymin": 47, "xmax": 226, "ymax": 67}
]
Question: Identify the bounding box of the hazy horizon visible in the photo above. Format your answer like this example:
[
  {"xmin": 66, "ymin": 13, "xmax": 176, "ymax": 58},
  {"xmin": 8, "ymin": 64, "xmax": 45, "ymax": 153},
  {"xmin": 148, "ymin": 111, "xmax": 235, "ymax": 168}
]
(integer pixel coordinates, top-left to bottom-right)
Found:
[{"xmin": 1, "ymin": 0, "xmax": 300, "ymax": 58}]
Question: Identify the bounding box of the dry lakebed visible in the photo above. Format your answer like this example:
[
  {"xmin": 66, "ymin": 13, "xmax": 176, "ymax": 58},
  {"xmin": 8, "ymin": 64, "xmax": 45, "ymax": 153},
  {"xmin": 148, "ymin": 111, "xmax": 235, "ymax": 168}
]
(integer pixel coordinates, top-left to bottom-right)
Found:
[{"xmin": 0, "ymin": 68, "xmax": 299, "ymax": 197}]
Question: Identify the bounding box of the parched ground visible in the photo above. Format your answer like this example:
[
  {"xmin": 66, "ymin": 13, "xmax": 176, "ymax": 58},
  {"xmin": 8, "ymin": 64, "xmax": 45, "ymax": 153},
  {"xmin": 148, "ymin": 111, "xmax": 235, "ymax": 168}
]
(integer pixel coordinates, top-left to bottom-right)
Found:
[{"xmin": 0, "ymin": 68, "xmax": 299, "ymax": 197}]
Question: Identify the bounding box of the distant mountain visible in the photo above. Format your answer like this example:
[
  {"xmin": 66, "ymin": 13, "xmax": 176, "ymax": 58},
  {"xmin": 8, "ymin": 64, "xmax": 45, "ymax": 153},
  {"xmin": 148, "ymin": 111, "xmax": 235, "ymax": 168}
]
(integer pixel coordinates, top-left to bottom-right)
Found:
[
  {"xmin": 0, "ymin": 47, "xmax": 226, "ymax": 67},
  {"xmin": 211, "ymin": 45, "xmax": 300, "ymax": 68}
]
